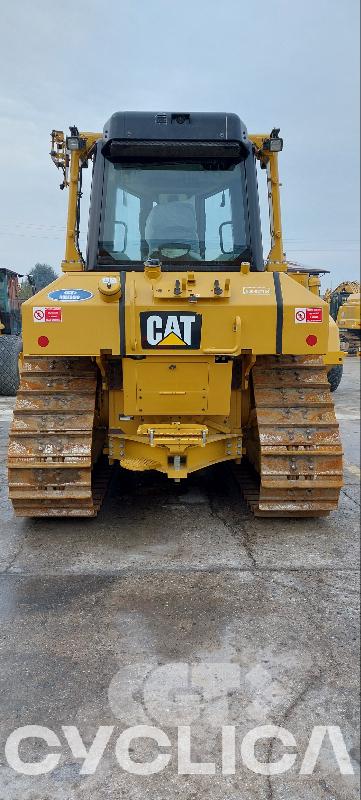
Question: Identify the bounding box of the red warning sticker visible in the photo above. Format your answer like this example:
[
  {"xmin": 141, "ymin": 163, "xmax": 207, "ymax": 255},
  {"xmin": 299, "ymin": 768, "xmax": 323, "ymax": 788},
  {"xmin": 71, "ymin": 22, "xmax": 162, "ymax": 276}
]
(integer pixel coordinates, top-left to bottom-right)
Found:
[
  {"xmin": 33, "ymin": 307, "xmax": 62, "ymax": 323},
  {"xmin": 306, "ymin": 307, "xmax": 323, "ymax": 322},
  {"xmin": 45, "ymin": 307, "xmax": 62, "ymax": 322},
  {"xmin": 295, "ymin": 307, "xmax": 323, "ymax": 324}
]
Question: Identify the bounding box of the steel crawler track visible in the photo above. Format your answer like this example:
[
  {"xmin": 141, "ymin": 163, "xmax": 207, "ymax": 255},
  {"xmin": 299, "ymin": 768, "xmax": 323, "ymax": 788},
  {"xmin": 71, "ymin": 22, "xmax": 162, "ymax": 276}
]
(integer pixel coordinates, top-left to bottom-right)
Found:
[
  {"xmin": 8, "ymin": 357, "xmax": 110, "ymax": 517},
  {"xmin": 340, "ymin": 330, "xmax": 361, "ymax": 355},
  {"xmin": 8, "ymin": 355, "xmax": 343, "ymax": 519},
  {"xmin": 234, "ymin": 355, "xmax": 343, "ymax": 517}
]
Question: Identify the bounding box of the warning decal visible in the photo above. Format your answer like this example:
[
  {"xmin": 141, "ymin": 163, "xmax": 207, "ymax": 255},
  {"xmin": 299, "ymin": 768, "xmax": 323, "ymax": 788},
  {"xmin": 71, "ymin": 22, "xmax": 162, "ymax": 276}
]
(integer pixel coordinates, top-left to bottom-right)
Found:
[
  {"xmin": 33, "ymin": 307, "xmax": 46, "ymax": 322},
  {"xmin": 33, "ymin": 307, "xmax": 62, "ymax": 323},
  {"xmin": 306, "ymin": 308, "xmax": 323, "ymax": 322},
  {"xmin": 295, "ymin": 307, "xmax": 323, "ymax": 324}
]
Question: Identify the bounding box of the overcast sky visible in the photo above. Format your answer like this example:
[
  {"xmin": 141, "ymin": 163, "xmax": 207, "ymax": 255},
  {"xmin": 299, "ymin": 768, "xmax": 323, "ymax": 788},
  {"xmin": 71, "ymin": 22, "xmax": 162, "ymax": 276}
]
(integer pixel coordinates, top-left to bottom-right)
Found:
[{"xmin": 1, "ymin": 0, "xmax": 359, "ymax": 289}]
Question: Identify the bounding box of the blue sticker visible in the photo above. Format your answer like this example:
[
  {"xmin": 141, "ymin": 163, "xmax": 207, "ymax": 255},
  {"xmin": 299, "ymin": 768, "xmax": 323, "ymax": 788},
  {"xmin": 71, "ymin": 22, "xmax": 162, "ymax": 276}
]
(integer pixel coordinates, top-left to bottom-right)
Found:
[{"xmin": 48, "ymin": 289, "xmax": 93, "ymax": 302}]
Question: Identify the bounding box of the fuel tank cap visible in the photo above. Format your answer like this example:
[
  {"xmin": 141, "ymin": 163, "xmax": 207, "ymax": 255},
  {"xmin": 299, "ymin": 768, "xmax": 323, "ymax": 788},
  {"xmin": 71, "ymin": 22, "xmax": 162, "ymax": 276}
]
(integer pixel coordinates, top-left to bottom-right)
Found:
[{"xmin": 98, "ymin": 276, "xmax": 121, "ymax": 299}]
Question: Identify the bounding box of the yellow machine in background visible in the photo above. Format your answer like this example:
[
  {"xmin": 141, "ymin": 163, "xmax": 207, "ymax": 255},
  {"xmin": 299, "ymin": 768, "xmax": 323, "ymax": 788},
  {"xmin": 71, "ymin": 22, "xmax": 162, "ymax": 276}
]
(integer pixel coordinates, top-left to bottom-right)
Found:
[
  {"xmin": 8, "ymin": 113, "xmax": 343, "ymax": 518},
  {"xmin": 337, "ymin": 292, "xmax": 361, "ymax": 354},
  {"xmin": 324, "ymin": 281, "xmax": 360, "ymax": 312},
  {"xmin": 323, "ymin": 280, "xmax": 360, "ymax": 356}
]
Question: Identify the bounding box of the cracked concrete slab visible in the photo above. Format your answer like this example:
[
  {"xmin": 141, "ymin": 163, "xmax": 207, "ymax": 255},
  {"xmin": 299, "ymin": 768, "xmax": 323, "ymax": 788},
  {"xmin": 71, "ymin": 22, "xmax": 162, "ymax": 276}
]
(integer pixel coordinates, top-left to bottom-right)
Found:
[{"xmin": 0, "ymin": 358, "xmax": 359, "ymax": 799}]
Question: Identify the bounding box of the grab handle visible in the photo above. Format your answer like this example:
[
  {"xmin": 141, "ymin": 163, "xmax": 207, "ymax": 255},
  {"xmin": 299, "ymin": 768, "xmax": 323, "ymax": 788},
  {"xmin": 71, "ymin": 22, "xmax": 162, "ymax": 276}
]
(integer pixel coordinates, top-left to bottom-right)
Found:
[{"xmin": 203, "ymin": 316, "xmax": 242, "ymax": 355}]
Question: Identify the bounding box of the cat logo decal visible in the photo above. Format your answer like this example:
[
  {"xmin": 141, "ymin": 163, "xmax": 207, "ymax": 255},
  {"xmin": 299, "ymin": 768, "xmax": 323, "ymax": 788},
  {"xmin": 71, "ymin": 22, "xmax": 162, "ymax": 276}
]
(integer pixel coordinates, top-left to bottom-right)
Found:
[{"xmin": 140, "ymin": 312, "xmax": 202, "ymax": 349}]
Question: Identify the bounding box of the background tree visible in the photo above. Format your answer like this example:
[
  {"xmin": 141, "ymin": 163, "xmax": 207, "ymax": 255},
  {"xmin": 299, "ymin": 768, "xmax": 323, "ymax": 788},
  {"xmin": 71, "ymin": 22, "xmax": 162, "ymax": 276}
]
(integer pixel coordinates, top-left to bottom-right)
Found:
[
  {"xmin": 28, "ymin": 263, "xmax": 57, "ymax": 293},
  {"xmin": 18, "ymin": 279, "xmax": 34, "ymax": 304}
]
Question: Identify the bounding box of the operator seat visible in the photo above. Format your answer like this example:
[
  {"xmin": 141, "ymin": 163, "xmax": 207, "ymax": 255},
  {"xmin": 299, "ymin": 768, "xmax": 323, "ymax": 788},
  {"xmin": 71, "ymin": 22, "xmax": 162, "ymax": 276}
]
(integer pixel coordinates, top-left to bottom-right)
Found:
[{"xmin": 145, "ymin": 201, "xmax": 200, "ymax": 259}]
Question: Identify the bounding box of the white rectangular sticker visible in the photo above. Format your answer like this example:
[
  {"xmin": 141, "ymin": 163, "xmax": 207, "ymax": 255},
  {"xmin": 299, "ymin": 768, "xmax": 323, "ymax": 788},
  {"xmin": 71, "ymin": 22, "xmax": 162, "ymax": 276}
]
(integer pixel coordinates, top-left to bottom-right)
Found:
[
  {"xmin": 295, "ymin": 307, "xmax": 323, "ymax": 324},
  {"xmin": 243, "ymin": 287, "xmax": 271, "ymax": 295},
  {"xmin": 101, "ymin": 276, "xmax": 118, "ymax": 285},
  {"xmin": 33, "ymin": 307, "xmax": 62, "ymax": 323}
]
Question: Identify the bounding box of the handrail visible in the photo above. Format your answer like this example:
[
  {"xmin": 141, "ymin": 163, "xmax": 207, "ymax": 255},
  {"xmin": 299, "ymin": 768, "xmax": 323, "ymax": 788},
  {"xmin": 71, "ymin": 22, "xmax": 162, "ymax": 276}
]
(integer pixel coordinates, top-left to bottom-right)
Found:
[{"xmin": 129, "ymin": 277, "xmax": 138, "ymax": 351}]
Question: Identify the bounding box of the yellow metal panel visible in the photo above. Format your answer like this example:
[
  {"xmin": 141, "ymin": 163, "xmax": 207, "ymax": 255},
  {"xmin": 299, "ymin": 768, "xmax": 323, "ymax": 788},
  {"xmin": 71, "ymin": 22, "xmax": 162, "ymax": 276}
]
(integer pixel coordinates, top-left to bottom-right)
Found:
[
  {"xmin": 323, "ymin": 317, "xmax": 344, "ymax": 366},
  {"xmin": 125, "ymin": 271, "xmax": 277, "ymax": 355},
  {"xmin": 207, "ymin": 361, "xmax": 232, "ymax": 414},
  {"xmin": 123, "ymin": 358, "xmax": 232, "ymax": 416},
  {"xmin": 125, "ymin": 271, "xmax": 330, "ymax": 357},
  {"xmin": 21, "ymin": 269, "xmax": 333, "ymax": 360},
  {"xmin": 152, "ymin": 273, "xmax": 231, "ymax": 299},
  {"xmin": 280, "ymin": 274, "xmax": 329, "ymax": 354},
  {"xmin": 288, "ymin": 271, "xmax": 309, "ymax": 290},
  {"xmin": 22, "ymin": 273, "xmax": 120, "ymax": 356}
]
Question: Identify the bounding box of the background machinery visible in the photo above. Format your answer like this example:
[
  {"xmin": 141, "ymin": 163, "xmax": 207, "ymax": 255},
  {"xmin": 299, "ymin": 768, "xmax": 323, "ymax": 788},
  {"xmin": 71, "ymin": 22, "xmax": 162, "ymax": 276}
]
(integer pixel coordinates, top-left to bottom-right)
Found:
[
  {"xmin": 8, "ymin": 113, "xmax": 343, "ymax": 518},
  {"xmin": 336, "ymin": 291, "xmax": 360, "ymax": 355},
  {"xmin": 0, "ymin": 268, "xmax": 22, "ymax": 396},
  {"xmin": 324, "ymin": 280, "xmax": 360, "ymax": 354},
  {"xmin": 324, "ymin": 280, "xmax": 360, "ymax": 322}
]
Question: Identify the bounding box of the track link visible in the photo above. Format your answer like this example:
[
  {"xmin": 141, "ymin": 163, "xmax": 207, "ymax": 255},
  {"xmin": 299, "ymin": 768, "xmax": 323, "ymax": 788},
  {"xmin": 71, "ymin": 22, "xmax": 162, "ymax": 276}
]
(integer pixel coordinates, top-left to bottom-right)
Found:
[
  {"xmin": 8, "ymin": 357, "xmax": 110, "ymax": 517},
  {"xmin": 235, "ymin": 355, "xmax": 343, "ymax": 517},
  {"xmin": 340, "ymin": 330, "xmax": 361, "ymax": 355}
]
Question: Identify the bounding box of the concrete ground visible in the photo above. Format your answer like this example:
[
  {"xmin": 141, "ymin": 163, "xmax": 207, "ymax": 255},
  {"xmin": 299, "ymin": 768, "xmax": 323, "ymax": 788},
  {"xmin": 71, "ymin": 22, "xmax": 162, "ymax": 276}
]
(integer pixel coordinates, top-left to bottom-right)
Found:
[{"xmin": 0, "ymin": 358, "xmax": 359, "ymax": 799}]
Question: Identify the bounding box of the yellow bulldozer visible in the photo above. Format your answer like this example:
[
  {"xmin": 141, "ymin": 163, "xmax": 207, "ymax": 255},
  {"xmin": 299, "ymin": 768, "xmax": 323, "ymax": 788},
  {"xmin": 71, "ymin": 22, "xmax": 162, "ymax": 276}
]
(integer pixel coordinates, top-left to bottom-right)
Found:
[
  {"xmin": 324, "ymin": 280, "xmax": 361, "ymax": 354},
  {"xmin": 337, "ymin": 292, "xmax": 360, "ymax": 354},
  {"xmin": 8, "ymin": 114, "xmax": 343, "ymax": 518}
]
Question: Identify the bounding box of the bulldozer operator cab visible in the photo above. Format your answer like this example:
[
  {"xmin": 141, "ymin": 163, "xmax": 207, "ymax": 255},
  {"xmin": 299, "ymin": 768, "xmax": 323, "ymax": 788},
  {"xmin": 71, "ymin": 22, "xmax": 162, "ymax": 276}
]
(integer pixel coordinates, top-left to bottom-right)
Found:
[{"xmin": 87, "ymin": 112, "xmax": 264, "ymax": 272}]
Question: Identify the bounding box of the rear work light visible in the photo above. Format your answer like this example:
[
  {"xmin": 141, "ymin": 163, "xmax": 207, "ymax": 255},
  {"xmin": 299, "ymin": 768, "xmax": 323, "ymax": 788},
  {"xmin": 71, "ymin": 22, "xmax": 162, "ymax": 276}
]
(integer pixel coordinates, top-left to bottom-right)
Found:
[
  {"xmin": 66, "ymin": 126, "xmax": 86, "ymax": 151},
  {"xmin": 263, "ymin": 128, "xmax": 284, "ymax": 152}
]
